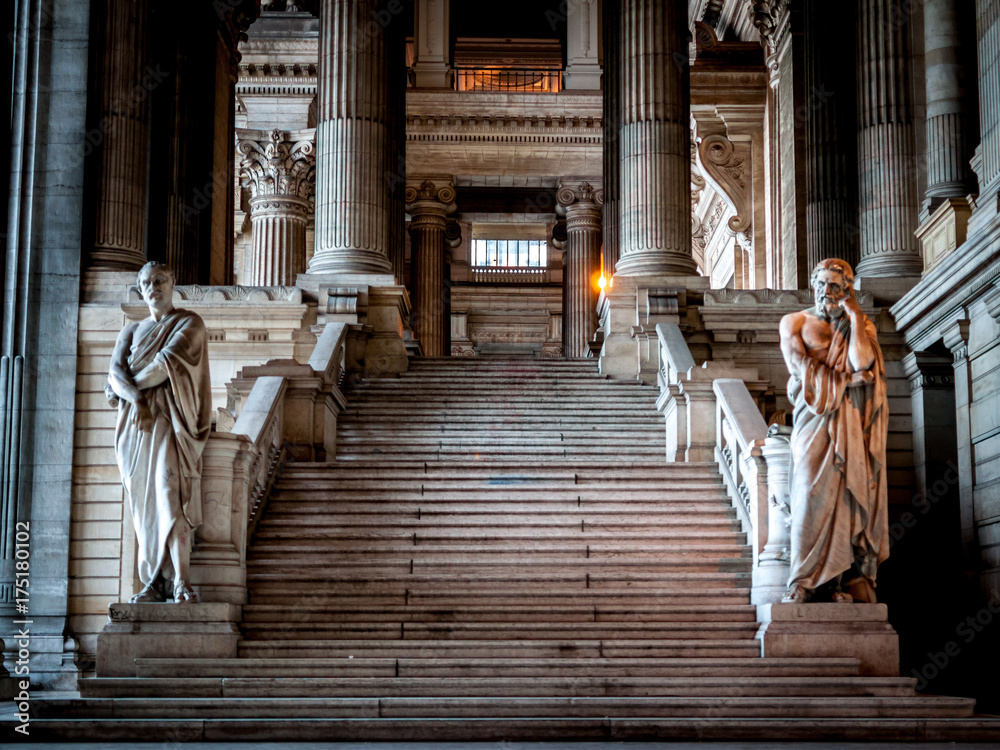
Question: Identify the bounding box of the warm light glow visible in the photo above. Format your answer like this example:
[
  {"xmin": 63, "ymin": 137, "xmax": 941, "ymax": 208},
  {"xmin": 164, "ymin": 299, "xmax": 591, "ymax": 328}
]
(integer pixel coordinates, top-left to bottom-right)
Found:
[{"xmin": 598, "ymin": 274, "xmax": 607, "ymax": 290}]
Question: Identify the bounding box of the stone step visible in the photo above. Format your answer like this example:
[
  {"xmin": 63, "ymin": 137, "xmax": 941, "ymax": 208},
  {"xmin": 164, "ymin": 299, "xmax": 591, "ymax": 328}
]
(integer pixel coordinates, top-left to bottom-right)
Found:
[
  {"xmin": 235, "ymin": 638, "xmax": 763, "ymax": 660},
  {"xmin": 39, "ymin": 694, "xmax": 976, "ymax": 721},
  {"xmin": 240, "ymin": 603, "xmax": 759, "ymax": 624},
  {"xmin": 261, "ymin": 500, "xmax": 735, "ymax": 513},
  {"xmin": 129, "ymin": 656, "xmax": 860, "ymax": 680},
  {"xmin": 19, "ymin": 716, "xmax": 1000, "ymax": 743},
  {"xmin": 282, "ymin": 459, "xmax": 720, "ymax": 473},
  {"xmin": 245, "ymin": 544, "xmax": 751, "ymax": 561},
  {"xmin": 246, "ymin": 571, "xmax": 749, "ymax": 591},
  {"xmin": 248, "ymin": 530, "xmax": 748, "ymax": 547},
  {"xmin": 78, "ymin": 673, "xmax": 918, "ymax": 699},
  {"xmin": 254, "ymin": 516, "xmax": 742, "ymax": 532},
  {"xmin": 238, "ymin": 621, "xmax": 761, "ymax": 641},
  {"xmin": 331, "ymin": 451, "xmax": 669, "ymax": 461},
  {"xmin": 245, "ymin": 590, "xmax": 750, "ymax": 608}
]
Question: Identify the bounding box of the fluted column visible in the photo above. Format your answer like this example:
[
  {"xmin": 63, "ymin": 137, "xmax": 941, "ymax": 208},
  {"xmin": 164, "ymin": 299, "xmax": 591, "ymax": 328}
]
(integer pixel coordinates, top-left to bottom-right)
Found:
[
  {"xmin": 405, "ymin": 180, "xmax": 456, "ymax": 357},
  {"xmin": 310, "ymin": 0, "xmax": 393, "ymax": 275},
  {"xmin": 238, "ymin": 129, "xmax": 316, "ymax": 286},
  {"xmin": 976, "ymin": 0, "xmax": 1000, "ymax": 196},
  {"xmin": 923, "ymin": 0, "xmax": 977, "ymax": 209},
  {"xmin": 803, "ymin": 0, "xmax": 858, "ymax": 271},
  {"xmin": 558, "ymin": 181, "xmax": 604, "ymax": 358},
  {"xmin": 87, "ymin": 0, "xmax": 149, "ymax": 270},
  {"xmin": 856, "ymin": 0, "xmax": 922, "ymax": 277},
  {"xmin": 602, "ymin": 0, "xmax": 621, "ymax": 273},
  {"xmin": 613, "ymin": 0, "xmax": 697, "ymax": 277}
]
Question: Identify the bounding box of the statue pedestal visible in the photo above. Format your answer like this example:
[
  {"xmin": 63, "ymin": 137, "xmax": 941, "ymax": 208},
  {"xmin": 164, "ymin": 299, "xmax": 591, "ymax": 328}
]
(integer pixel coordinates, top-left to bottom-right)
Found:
[
  {"xmin": 96, "ymin": 602, "xmax": 241, "ymax": 677},
  {"xmin": 757, "ymin": 603, "xmax": 900, "ymax": 676}
]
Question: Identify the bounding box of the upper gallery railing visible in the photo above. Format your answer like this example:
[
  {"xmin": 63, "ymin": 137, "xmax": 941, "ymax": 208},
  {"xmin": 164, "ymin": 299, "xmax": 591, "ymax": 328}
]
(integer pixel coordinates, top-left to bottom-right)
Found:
[{"xmin": 453, "ymin": 67, "xmax": 562, "ymax": 92}]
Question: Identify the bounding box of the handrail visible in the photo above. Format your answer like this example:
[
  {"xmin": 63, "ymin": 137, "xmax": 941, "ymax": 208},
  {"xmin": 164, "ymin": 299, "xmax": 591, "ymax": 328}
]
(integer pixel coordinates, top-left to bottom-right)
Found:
[{"xmin": 232, "ymin": 376, "xmax": 287, "ymax": 538}]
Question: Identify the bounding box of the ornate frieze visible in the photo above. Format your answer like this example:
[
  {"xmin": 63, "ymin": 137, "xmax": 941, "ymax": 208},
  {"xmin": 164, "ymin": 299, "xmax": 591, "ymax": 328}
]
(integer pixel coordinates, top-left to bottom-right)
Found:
[{"xmin": 127, "ymin": 285, "xmax": 303, "ymax": 303}]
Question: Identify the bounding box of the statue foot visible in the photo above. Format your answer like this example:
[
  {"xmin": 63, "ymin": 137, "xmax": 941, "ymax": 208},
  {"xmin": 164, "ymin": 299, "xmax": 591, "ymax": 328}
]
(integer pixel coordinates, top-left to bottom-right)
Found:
[
  {"xmin": 172, "ymin": 581, "xmax": 199, "ymax": 603},
  {"xmin": 831, "ymin": 590, "xmax": 854, "ymax": 603},
  {"xmin": 782, "ymin": 585, "xmax": 809, "ymax": 603},
  {"xmin": 130, "ymin": 584, "xmax": 165, "ymax": 603}
]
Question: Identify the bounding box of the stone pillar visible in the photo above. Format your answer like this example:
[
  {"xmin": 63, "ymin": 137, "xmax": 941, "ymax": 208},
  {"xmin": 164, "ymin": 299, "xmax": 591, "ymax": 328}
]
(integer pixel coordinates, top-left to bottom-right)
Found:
[
  {"xmin": 412, "ymin": 0, "xmax": 450, "ymax": 88},
  {"xmin": 614, "ymin": 0, "xmax": 697, "ymax": 277},
  {"xmin": 923, "ymin": 0, "xmax": 977, "ymax": 211},
  {"xmin": 602, "ymin": 0, "xmax": 621, "ymax": 273},
  {"xmin": 856, "ymin": 0, "xmax": 922, "ymax": 278},
  {"xmin": 310, "ymin": 0, "xmax": 393, "ymax": 275},
  {"xmin": 86, "ymin": 0, "xmax": 150, "ymax": 271},
  {"xmin": 943, "ymin": 321, "xmax": 978, "ymax": 572},
  {"xmin": 405, "ymin": 180, "xmax": 456, "ymax": 357},
  {"xmin": 558, "ymin": 181, "xmax": 603, "ymax": 358},
  {"xmin": 803, "ymin": 0, "xmax": 858, "ymax": 271},
  {"xmin": 564, "ymin": 0, "xmax": 601, "ymax": 89},
  {"xmin": 237, "ymin": 129, "xmax": 316, "ymax": 286},
  {"xmin": 976, "ymin": 0, "xmax": 1000, "ymax": 203}
]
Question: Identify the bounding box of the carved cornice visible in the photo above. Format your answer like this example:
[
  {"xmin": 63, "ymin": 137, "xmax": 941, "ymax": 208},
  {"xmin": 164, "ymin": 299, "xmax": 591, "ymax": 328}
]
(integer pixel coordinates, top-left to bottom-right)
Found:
[
  {"xmin": 704, "ymin": 288, "xmax": 876, "ymax": 308},
  {"xmin": 238, "ymin": 128, "xmax": 316, "ymax": 200},
  {"xmin": 751, "ymin": 0, "xmax": 791, "ymax": 56}
]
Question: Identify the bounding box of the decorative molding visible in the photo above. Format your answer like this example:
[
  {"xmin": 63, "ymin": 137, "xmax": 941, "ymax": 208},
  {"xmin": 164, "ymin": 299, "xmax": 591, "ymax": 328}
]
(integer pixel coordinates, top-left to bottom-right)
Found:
[
  {"xmin": 698, "ymin": 134, "xmax": 752, "ymax": 235},
  {"xmin": 127, "ymin": 285, "xmax": 303, "ymax": 303},
  {"xmin": 909, "ymin": 374, "xmax": 954, "ymax": 392},
  {"xmin": 325, "ymin": 287, "xmax": 366, "ymax": 317},
  {"xmin": 647, "ymin": 289, "xmax": 680, "ymax": 317},
  {"xmin": 557, "ymin": 180, "xmax": 604, "ymax": 208},
  {"xmin": 238, "ymin": 128, "xmax": 316, "ymax": 200},
  {"xmin": 404, "ymin": 179, "xmax": 457, "ymax": 207},
  {"xmin": 704, "ymin": 288, "xmax": 876, "ymax": 308}
]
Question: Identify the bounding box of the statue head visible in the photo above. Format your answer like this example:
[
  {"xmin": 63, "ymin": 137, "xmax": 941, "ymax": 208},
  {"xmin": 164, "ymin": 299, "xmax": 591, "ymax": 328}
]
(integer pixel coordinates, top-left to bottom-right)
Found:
[
  {"xmin": 137, "ymin": 261, "xmax": 176, "ymax": 320},
  {"xmin": 810, "ymin": 258, "xmax": 854, "ymax": 320}
]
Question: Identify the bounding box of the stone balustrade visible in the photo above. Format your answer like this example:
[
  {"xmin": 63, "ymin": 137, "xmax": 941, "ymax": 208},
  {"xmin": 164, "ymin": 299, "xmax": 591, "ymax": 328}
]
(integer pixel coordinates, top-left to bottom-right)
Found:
[{"xmin": 654, "ymin": 323, "xmax": 791, "ymax": 606}]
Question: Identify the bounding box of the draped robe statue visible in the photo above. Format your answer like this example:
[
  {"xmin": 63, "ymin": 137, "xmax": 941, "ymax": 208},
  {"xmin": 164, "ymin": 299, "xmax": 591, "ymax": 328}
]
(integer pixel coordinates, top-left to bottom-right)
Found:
[
  {"xmin": 107, "ymin": 263, "xmax": 212, "ymax": 603},
  {"xmin": 778, "ymin": 259, "xmax": 889, "ymax": 603}
]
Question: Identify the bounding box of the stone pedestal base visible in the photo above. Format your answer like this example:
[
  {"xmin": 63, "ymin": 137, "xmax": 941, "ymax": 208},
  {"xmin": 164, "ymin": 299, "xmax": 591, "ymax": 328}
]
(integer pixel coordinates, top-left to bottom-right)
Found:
[
  {"xmin": 96, "ymin": 602, "xmax": 241, "ymax": 677},
  {"xmin": 757, "ymin": 602, "xmax": 899, "ymax": 676}
]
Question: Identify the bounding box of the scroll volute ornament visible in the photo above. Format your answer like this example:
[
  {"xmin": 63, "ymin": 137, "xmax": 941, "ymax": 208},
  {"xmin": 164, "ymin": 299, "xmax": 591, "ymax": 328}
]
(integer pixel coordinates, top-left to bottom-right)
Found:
[
  {"xmin": 697, "ymin": 134, "xmax": 752, "ymax": 236},
  {"xmin": 556, "ymin": 181, "xmax": 604, "ymax": 208},
  {"xmin": 404, "ymin": 180, "xmax": 457, "ymax": 209}
]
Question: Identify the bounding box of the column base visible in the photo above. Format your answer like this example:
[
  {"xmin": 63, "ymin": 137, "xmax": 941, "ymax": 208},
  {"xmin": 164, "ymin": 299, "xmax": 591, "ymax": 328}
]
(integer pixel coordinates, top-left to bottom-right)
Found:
[
  {"xmin": 307, "ymin": 249, "xmax": 394, "ymax": 276},
  {"xmin": 757, "ymin": 602, "xmax": 900, "ymax": 676},
  {"xmin": 96, "ymin": 602, "xmax": 241, "ymax": 678}
]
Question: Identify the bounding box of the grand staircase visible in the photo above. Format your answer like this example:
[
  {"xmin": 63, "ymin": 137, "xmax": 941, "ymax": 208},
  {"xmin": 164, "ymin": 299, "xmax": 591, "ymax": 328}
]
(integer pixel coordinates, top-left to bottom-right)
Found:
[{"xmin": 23, "ymin": 357, "xmax": 1000, "ymax": 741}]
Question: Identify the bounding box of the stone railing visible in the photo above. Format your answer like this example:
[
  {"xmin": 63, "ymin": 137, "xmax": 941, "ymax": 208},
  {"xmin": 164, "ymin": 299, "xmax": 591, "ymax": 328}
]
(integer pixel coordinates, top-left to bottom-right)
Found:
[
  {"xmin": 189, "ymin": 322, "xmax": 349, "ymax": 605},
  {"xmin": 471, "ymin": 267, "xmax": 550, "ymax": 284},
  {"xmin": 654, "ymin": 323, "xmax": 791, "ymax": 605}
]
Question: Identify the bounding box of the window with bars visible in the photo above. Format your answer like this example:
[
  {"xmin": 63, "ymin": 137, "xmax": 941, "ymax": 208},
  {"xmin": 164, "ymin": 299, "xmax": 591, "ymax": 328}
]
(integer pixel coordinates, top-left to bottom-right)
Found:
[{"xmin": 471, "ymin": 239, "xmax": 548, "ymax": 268}]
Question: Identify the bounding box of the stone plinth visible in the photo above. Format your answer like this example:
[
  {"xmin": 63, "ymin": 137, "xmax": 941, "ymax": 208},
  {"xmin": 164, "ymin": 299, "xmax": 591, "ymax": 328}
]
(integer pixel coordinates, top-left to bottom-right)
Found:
[
  {"xmin": 96, "ymin": 603, "xmax": 241, "ymax": 678},
  {"xmin": 757, "ymin": 603, "xmax": 900, "ymax": 677}
]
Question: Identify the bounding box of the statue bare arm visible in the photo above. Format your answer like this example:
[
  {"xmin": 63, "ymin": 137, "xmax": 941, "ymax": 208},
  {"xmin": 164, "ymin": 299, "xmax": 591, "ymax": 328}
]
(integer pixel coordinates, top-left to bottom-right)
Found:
[
  {"xmin": 132, "ymin": 355, "xmax": 169, "ymax": 390},
  {"xmin": 108, "ymin": 324, "xmax": 143, "ymax": 406},
  {"xmin": 841, "ymin": 285, "xmax": 875, "ymax": 372},
  {"xmin": 779, "ymin": 311, "xmax": 809, "ymax": 378}
]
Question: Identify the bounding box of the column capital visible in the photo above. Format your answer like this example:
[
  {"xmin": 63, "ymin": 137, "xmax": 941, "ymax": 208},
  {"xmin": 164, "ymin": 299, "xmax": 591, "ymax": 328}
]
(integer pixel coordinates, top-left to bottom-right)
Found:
[
  {"xmin": 901, "ymin": 351, "xmax": 955, "ymax": 392},
  {"xmin": 557, "ymin": 180, "xmax": 604, "ymax": 209},
  {"xmin": 405, "ymin": 178, "xmax": 457, "ymax": 215},
  {"xmin": 237, "ymin": 128, "xmax": 316, "ymax": 200}
]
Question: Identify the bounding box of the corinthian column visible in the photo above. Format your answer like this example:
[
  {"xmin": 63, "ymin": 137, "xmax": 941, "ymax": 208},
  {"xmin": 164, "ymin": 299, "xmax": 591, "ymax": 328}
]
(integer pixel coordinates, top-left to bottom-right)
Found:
[
  {"xmin": 238, "ymin": 129, "xmax": 316, "ymax": 286},
  {"xmin": 87, "ymin": 0, "xmax": 150, "ymax": 271},
  {"xmin": 803, "ymin": 0, "xmax": 858, "ymax": 271},
  {"xmin": 310, "ymin": 0, "xmax": 393, "ymax": 275},
  {"xmin": 856, "ymin": 0, "xmax": 922, "ymax": 277},
  {"xmin": 614, "ymin": 0, "xmax": 697, "ymax": 277},
  {"xmin": 976, "ymin": 0, "xmax": 1000, "ymax": 201},
  {"xmin": 405, "ymin": 180, "xmax": 456, "ymax": 356},
  {"xmin": 602, "ymin": 0, "xmax": 621, "ymax": 273},
  {"xmin": 558, "ymin": 181, "xmax": 603, "ymax": 357}
]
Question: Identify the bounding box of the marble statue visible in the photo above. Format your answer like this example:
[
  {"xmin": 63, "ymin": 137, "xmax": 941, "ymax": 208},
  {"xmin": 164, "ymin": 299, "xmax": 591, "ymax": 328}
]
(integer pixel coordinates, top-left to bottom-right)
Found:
[
  {"xmin": 778, "ymin": 259, "xmax": 889, "ymax": 603},
  {"xmin": 106, "ymin": 262, "xmax": 212, "ymax": 603}
]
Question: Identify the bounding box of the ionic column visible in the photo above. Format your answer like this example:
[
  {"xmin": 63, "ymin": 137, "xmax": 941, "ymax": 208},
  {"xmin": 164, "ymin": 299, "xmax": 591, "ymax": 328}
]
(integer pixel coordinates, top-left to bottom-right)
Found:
[
  {"xmin": 238, "ymin": 129, "xmax": 316, "ymax": 286},
  {"xmin": 558, "ymin": 181, "xmax": 603, "ymax": 358},
  {"xmin": 87, "ymin": 0, "xmax": 150, "ymax": 271},
  {"xmin": 564, "ymin": 0, "xmax": 601, "ymax": 90},
  {"xmin": 856, "ymin": 0, "xmax": 922, "ymax": 277},
  {"xmin": 923, "ymin": 0, "xmax": 977, "ymax": 210},
  {"xmin": 614, "ymin": 0, "xmax": 697, "ymax": 277},
  {"xmin": 405, "ymin": 180, "xmax": 456, "ymax": 357},
  {"xmin": 310, "ymin": 0, "xmax": 393, "ymax": 275},
  {"xmin": 803, "ymin": 0, "xmax": 858, "ymax": 271}
]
